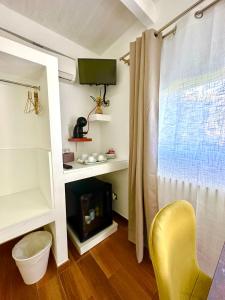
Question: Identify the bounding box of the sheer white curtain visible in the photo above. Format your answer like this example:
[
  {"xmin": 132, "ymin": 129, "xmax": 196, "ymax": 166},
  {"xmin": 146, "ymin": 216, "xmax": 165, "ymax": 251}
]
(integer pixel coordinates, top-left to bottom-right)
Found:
[{"xmin": 158, "ymin": 1, "xmax": 225, "ymax": 276}]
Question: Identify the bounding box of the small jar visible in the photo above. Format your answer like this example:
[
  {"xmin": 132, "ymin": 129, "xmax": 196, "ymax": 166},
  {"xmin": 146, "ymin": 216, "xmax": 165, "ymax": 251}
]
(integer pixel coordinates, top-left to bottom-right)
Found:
[{"xmin": 63, "ymin": 149, "xmax": 74, "ymax": 163}]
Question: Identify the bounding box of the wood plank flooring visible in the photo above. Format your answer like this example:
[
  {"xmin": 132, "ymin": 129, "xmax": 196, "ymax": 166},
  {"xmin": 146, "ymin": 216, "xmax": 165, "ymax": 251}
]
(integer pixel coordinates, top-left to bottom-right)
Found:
[{"xmin": 0, "ymin": 215, "xmax": 158, "ymax": 300}]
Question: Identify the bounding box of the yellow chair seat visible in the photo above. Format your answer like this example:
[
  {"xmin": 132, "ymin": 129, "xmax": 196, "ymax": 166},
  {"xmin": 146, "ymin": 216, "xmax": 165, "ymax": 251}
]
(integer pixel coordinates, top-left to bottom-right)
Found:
[{"xmin": 149, "ymin": 200, "xmax": 212, "ymax": 300}]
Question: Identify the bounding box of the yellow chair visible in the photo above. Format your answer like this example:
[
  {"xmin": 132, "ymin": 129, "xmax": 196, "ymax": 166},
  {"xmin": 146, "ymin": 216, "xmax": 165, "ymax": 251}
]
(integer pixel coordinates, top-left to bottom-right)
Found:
[{"xmin": 149, "ymin": 200, "xmax": 212, "ymax": 300}]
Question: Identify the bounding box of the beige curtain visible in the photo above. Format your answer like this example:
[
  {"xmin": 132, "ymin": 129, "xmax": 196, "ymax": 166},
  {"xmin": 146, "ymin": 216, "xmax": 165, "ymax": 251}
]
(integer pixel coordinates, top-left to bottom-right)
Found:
[{"xmin": 128, "ymin": 29, "xmax": 162, "ymax": 263}]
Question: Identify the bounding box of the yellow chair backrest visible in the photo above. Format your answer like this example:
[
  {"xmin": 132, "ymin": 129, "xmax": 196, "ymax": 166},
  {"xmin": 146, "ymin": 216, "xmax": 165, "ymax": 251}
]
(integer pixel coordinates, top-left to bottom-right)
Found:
[{"xmin": 149, "ymin": 200, "xmax": 201, "ymax": 300}]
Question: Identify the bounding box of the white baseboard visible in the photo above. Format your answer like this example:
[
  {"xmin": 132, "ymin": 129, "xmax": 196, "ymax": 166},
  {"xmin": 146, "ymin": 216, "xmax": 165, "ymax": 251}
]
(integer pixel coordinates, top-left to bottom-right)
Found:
[{"xmin": 67, "ymin": 221, "xmax": 118, "ymax": 255}]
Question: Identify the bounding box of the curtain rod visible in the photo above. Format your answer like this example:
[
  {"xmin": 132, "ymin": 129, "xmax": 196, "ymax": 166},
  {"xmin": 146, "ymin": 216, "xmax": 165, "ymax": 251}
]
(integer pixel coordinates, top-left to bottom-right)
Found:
[
  {"xmin": 120, "ymin": 25, "xmax": 177, "ymax": 65},
  {"xmin": 120, "ymin": 24, "xmax": 177, "ymax": 61},
  {"xmin": 0, "ymin": 26, "xmax": 75, "ymax": 61},
  {"xmin": 120, "ymin": 0, "xmax": 222, "ymax": 64},
  {"xmin": 0, "ymin": 78, "xmax": 40, "ymax": 90},
  {"xmin": 155, "ymin": 0, "xmax": 206, "ymax": 34}
]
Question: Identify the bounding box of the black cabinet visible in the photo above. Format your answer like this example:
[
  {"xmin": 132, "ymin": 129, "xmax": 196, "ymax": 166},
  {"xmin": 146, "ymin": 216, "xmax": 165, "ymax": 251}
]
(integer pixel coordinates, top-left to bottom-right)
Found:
[{"xmin": 65, "ymin": 178, "xmax": 112, "ymax": 242}]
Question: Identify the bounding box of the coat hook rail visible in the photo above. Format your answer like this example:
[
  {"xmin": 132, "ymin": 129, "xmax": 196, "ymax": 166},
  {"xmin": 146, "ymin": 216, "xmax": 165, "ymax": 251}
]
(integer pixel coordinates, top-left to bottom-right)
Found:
[{"xmin": 0, "ymin": 78, "xmax": 40, "ymax": 90}]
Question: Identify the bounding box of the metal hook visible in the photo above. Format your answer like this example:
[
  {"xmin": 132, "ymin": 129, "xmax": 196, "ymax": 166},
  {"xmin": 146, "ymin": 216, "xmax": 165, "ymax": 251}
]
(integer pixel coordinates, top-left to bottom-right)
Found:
[
  {"xmin": 194, "ymin": 10, "xmax": 204, "ymax": 18},
  {"xmin": 194, "ymin": 0, "xmax": 221, "ymax": 19}
]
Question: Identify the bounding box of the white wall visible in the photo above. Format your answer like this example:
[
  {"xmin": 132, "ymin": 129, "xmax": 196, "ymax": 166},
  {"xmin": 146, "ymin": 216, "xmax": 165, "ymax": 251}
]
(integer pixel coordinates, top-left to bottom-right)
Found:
[
  {"xmin": 0, "ymin": 81, "xmax": 38, "ymax": 196},
  {"xmin": 35, "ymin": 68, "xmax": 51, "ymax": 150},
  {"xmin": 59, "ymin": 82, "xmax": 101, "ymax": 156},
  {"xmin": 0, "ymin": 60, "xmax": 51, "ymax": 202}
]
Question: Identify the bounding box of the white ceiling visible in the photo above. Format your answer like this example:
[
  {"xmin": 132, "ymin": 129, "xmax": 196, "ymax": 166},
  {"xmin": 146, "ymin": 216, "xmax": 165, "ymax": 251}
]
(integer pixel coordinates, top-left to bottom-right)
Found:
[{"xmin": 0, "ymin": 0, "xmax": 138, "ymax": 54}]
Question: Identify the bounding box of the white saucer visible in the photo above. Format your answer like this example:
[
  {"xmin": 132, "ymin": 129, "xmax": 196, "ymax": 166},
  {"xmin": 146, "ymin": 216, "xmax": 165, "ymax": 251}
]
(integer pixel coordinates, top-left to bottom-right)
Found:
[{"xmin": 84, "ymin": 160, "xmax": 107, "ymax": 165}]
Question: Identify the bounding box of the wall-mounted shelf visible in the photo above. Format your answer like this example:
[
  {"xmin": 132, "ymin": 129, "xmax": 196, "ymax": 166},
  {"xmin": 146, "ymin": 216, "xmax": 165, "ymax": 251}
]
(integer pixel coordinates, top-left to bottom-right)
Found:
[
  {"xmin": 63, "ymin": 158, "xmax": 128, "ymax": 183},
  {"xmin": 68, "ymin": 137, "xmax": 92, "ymax": 142},
  {"xmin": 89, "ymin": 114, "xmax": 111, "ymax": 122}
]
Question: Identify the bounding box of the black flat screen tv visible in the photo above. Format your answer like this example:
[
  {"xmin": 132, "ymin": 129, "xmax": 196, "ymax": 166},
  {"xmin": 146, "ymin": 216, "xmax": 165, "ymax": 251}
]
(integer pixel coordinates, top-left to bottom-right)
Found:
[{"xmin": 78, "ymin": 58, "xmax": 116, "ymax": 85}]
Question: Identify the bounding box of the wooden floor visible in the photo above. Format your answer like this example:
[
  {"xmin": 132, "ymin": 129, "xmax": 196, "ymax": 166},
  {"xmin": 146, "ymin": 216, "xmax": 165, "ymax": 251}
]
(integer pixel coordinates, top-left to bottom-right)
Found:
[{"xmin": 0, "ymin": 215, "xmax": 158, "ymax": 300}]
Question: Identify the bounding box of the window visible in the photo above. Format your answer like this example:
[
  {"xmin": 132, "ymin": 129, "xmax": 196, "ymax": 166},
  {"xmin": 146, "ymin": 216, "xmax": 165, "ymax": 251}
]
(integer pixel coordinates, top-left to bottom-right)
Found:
[{"xmin": 158, "ymin": 8, "xmax": 225, "ymax": 188}]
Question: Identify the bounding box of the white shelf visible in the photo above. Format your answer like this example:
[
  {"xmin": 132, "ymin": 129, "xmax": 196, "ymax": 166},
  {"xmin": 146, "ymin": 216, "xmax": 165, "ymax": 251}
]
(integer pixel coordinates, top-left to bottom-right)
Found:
[
  {"xmin": 0, "ymin": 188, "xmax": 55, "ymax": 244},
  {"xmin": 0, "ymin": 147, "xmax": 51, "ymax": 151},
  {"xmin": 67, "ymin": 221, "xmax": 118, "ymax": 255},
  {"xmin": 89, "ymin": 114, "xmax": 111, "ymax": 122},
  {"xmin": 63, "ymin": 158, "xmax": 128, "ymax": 183}
]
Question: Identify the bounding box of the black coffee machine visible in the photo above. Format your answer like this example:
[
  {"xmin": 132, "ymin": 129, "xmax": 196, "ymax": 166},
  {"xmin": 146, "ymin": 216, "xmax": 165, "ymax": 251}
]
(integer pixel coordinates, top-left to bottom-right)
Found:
[{"xmin": 73, "ymin": 117, "xmax": 87, "ymax": 138}]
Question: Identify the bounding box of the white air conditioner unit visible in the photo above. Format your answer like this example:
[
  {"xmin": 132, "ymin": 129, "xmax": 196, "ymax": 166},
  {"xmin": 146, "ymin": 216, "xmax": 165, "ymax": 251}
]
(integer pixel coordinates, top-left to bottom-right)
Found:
[{"xmin": 57, "ymin": 55, "xmax": 76, "ymax": 83}]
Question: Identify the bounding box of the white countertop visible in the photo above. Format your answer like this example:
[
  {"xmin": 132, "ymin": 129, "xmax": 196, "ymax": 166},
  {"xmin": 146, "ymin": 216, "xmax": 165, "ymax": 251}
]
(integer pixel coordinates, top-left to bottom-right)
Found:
[{"xmin": 63, "ymin": 158, "xmax": 129, "ymax": 183}]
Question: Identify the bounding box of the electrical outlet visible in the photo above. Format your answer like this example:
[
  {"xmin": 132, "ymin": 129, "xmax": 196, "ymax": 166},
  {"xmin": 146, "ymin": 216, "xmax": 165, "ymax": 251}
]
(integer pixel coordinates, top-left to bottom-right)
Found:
[{"xmin": 112, "ymin": 192, "xmax": 118, "ymax": 200}]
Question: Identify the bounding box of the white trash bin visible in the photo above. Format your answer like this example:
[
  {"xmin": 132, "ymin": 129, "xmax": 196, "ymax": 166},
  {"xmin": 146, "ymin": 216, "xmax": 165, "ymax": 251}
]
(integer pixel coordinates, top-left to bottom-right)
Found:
[{"xmin": 12, "ymin": 231, "xmax": 52, "ymax": 285}]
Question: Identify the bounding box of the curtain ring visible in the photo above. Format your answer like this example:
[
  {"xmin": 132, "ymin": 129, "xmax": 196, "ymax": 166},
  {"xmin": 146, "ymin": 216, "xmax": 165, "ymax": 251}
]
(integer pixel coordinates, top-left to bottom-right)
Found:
[{"xmin": 194, "ymin": 10, "xmax": 203, "ymax": 19}]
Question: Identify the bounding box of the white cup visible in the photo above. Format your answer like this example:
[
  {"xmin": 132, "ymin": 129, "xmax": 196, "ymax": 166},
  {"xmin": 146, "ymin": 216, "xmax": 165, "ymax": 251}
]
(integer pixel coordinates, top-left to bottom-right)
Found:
[
  {"xmin": 87, "ymin": 155, "xmax": 96, "ymax": 163},
  {"xmin": 97, "ymin": 154, "xmax": 106, "ymax": 162},
  {"xmin": 81, "ymin": 153, "xmax": 88, "ymax": 161}
]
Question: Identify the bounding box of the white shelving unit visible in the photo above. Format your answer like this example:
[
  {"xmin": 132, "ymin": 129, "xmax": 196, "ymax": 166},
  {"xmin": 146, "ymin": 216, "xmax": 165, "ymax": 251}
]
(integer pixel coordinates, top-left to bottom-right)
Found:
[
  {"xmin": 89, "ymin": 114, "xmax": 111, "ymax": 122},
  {"xmin": 0, "ymin": 52, "xmax": 54, "ymax": 245},
  {"xmin": 0, "ymin": 36, "xmax": 68, "ymax": 267}
]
